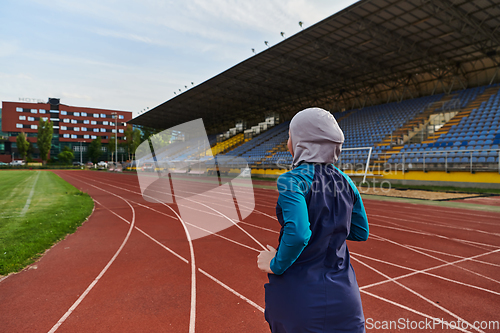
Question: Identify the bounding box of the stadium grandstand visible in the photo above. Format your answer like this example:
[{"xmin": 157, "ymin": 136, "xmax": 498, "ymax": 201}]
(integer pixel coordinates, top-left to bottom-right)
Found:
[{"xmin": 131, "ymin": 0, "xmax": 500, "ymax": 187}]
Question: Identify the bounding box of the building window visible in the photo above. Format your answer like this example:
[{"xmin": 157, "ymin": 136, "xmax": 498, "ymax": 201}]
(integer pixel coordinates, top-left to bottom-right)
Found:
[
  {"xmin": 31, "ymin": 109, "xmax": 37, "ymax": 114},
  {"xmin": 39, "ymin": 109, "xmax": 46, "ymax": 114},
  {"xmin": 71, "ymin": 119, "xmax": 77, "ymax": 124},
  {"xmin": 84, "ymin": 120, "xmax": 90, "ymax": 124},
  {"xmin": 28, "ymin": 117, "xmax": 35, "ymax": 121},
  {"xmin": 84, "ymin": 135, "xmax": 90, "ymax": 139},
  {"xmin": 93, "ymin": 128, "xmax": 99, "ymax": 132},
  {"xmin": 112, "ymin": 129, "xmax": 116, "ymax": 133},
  {"xmin": 74, "ymin": 127, "xmax": 80, "ymax": 131},
  {"xmin": 103, "ymin": 121, "xmax": 109, "ymax": 125},
  {"xmin": 119, "ymin": 115, "xmax": 124, "ymax": 119},
  {"xmin": 19, "ymin": 115, "xmax": 26, "ymax": 120},
  {"xmin": 81, "ymin": 127, "xmax": 87, "ymax": 131},
  {"xmin": 91, "ymin": 120, "xmax": 97, "ymax": 125},
  {"xmin": 42, "ymin": 117, "xmax": 48, "ymax": 121},
  {"xmin": 63, "ymin": 119, "xmax": 70, "ymax": 123},
  {"xmin": 63, "ymin": 134, "xmax": 70, "ymax": 138},
  {"xmin": 31, "ymin": 125, "xmax": 38, "ymax": 129},
  {"xmin": 16, "ymin": 123, "xmax": 23, "ymax": 128},
  {"xmin": 81, "ymin": 112, "xmax": 87, "ymax": 117},
  {"xmin": 74, "ymin": 112, "xmax": 80, "ymax": 117},
  {"xmin": 61, "ymin": 126, "xmax": 67, "ymax": 130},
  {"xmin": 100, "ymin": 128, "xmax": 106, "ymax": 132},
  {"xmin": 119, "ymin": 129, "xmax": 124, "ymax": 133},
  {"xmin": 61, "ymin": 111, "xmax": 67, "ymax": 115},
  {"xmin": 16, "ymin": 107, "xmax": 23, "ymax": 112},
  {"xmin": 94, "ymin": 113, "xmax": 99, "ymax": 118},
  {"xmin": 101, "ymin": 146, "xmax": 107, "ymax": 152},
  {"xmin": 71, "ymin": 134, "xmax": 77, "ymax": 139},
  {"xmin": 100, "ymin": 114, "xmax": 106, "ymax": 118},
  {"xmin": 91, "ymin": 135, "xmax": 97, "ymax": 139}
]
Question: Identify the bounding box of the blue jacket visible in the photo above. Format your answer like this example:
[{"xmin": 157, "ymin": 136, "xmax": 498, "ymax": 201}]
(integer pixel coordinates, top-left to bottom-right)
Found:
[{"xmin": 265, "ymin": 163, "xmax": 368, "ymax": 333}]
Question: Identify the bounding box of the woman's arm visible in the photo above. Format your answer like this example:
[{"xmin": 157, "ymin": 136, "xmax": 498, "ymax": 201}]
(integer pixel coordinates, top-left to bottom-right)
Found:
[
  {"xmin": 347, "ymin": 190, "xmax": 369, "ymax": 241},
  {"xmin": 269, "ymin": 173, "xmax": 312, "ymax": 275},
  {"xmin": 346, "ymin": 179, "xmax": 369, "ymax": 241},
  {"xmin": 334, "ymin": 166, "xmax": 369, "ymax": 241}
]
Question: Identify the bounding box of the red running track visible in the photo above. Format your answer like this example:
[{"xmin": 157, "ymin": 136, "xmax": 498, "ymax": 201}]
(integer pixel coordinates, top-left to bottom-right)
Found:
[
  {"xmin": 451, "ymin": 195, "xmax": 500, "ymax": 207},
  {"xmin": 0, "ymin": 170, "xmax": 499, "ymax": 332}
]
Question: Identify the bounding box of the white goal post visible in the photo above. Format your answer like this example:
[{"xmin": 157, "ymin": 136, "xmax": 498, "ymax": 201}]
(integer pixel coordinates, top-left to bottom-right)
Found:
[{"xmin": 336, "ymin": 146, "xmax": 375, "ymax": 183}]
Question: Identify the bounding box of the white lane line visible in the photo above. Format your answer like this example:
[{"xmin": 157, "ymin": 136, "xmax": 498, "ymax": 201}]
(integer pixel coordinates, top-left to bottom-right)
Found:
[
  {"xmin": 198, "ymin": 268, "xmax": 264, "ymax": 313},
  {"xmin": 82, "ymin": 174, "xmax": 268, "ymax": 251},
  {"xmin": 69, "ymin": 178, "xmax": 265, "ymax": 315},
  {"xmin": 405, "ymin": 245, "xmax": 500, "ymax": 268},
  {"xmin": 369, "ymin": 222, "xmax": 500, "ymax": 249},
  {"xmin": 359, "ymin": 236, "xmax": 500, "ymax": 290},
  {"xmin": 66, "ymin": 173, "xmax": 198, "ymax": 333},
  {"xmin": 367, "ymin": 207, "xmax": 500, "ymax": 227},
  {"xmin": 126, "ymin": 198, "xmax": 261, "ymax": 252},
  {"xmin": 1, "ymin": 173, "xmax": 35, "ymax": 206},
  {"xmin": 364, "ymin": 200, "xmax": 500, "ymax": 220},
  {"xmin": 369, "ymin": 213, "xmax": 500, "ymax": 237},
  {"xmin": 180, "ymin": 196, "xmax": 267, "ymax": 251},
  {"xmin": 158, "ymin": 202, "xmax": 197, "ymax": 333},
  {"xmin": 239, "ymin": 221, "xmax": 280, "ymax": 234},
  {"xmin": 370, "ymin": 218, "xmax": 493, "ymax": 252},
  {"xmin": 351, "ymin": 255, "xmax": 484, "ymax": 333},
  {"xmin": 20, "ymin": 171, "xmax": 40, "ymax": 216},
  {"xmin": 360, "ymin": 290, "xmax": 474, "ymax": 333},
  {"xmin": 86, "ymin": 173, "xmax": 498, "ymax": 325},
  {"xmin": 73, "ymin": 174, "xmax": 262, "ymax": 253},
  {"xmin": 48, "ymin": 186, "xmax": 136, "ymax": 333},
  {"xmin": 352, "ymin": 252, "xmax": 500, "ymax": 296},
  {"xmin": 95, "ymin": 199, "xmax": 188, "ymax": 264}
]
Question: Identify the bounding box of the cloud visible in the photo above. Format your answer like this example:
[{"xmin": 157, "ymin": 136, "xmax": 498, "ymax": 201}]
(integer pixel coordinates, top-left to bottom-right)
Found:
[{"xmin": 5, "ymin": 0, "xmax": 359, "ymax": 114}]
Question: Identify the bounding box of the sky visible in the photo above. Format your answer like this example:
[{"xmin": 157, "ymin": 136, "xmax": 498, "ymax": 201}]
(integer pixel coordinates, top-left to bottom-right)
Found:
[{"xmin": 1, "ymin": 0, "xmax": 358, "ymax": 118}]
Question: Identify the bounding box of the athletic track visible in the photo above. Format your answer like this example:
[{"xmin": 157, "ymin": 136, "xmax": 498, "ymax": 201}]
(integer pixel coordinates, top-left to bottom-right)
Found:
[{"xmin": 1, "ymin": 170, "xmax": 499, "ymax": 332}]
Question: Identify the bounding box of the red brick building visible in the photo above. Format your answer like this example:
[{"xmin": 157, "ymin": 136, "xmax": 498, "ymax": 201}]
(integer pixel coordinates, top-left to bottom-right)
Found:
[{"xmin": 1, "ymin": 98, "xmax": 132, "ymax": 163}]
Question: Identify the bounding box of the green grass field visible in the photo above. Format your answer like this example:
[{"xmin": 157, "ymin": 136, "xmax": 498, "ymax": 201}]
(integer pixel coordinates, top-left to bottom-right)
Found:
[{"xmin": 0, "ymin": 171, "xmax": 94, "ymax": 276}]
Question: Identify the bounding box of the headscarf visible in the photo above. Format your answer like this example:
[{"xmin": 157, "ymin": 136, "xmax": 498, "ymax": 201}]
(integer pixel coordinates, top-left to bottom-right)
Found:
[{"xmin": 289, "ymin": 107, "xmax": 344, "ymax": 168}]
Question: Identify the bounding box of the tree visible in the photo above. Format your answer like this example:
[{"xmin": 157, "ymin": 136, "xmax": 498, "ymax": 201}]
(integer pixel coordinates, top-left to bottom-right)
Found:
[
  {"xmin": 37, "ymin": 119, "xmax": 53, "ymax": 165},
  {"xmin": 88, "ymin": 137, "xmax": 102, "ymax": 164},
  {"xmin": 27, "ymin": 142, "xmax": 34, "ymax": 162},
  {"xmin": 124, "ymin": 125, "xmax": 134, "ymax": 160},
  {"xmin": 131, "ymin": 128, "xmax": 141, "ymax": 160},
  {"xmin": 16, "ymin": 132, "xmax": 30, "ymax": 161},
  {"xmin": 57, "ymin": 146, "xmax": 74, "ymax": 165}
]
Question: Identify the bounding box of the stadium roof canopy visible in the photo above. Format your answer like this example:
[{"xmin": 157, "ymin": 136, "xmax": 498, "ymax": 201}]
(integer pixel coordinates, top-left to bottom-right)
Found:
[{"xmin": 131, "ymin": 0, "xmax": 500, "ymax": 134}]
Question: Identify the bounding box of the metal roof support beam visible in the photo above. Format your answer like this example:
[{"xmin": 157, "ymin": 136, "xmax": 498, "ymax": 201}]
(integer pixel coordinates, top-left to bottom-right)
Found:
[
  {"xmin": 268, "ymin": 51, "xmax": 354, "ymax": 93},
  {"xmin": 303, "ymin": 36, "xmax": 391, "ymax": 81},
  {"xmin": 345, "ymin": 12, "xmax": 457, "ymax": 73},
  {"xmin": 425, "ymin": 0, "xmax": 500, "ymax": 46},
  {"xmin": 247, "ymin": 66, "xmax": 321, "ymax": 95}
]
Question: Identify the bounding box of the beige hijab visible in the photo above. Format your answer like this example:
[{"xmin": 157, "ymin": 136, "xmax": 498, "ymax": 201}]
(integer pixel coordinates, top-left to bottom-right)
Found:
[{"xmin": 289, "ymin": 107, "xmax": 344, "ymax": 168}]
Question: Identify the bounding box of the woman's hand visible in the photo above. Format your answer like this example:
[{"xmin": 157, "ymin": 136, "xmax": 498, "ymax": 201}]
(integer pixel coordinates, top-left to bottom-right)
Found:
[{"xmin": 258, "ymin": 245, "xmax": 277, "ymax": 274}]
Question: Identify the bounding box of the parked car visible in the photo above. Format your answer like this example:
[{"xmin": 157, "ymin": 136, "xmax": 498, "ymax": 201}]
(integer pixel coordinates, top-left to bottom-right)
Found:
[
  {"xmin": 124, "ymin": 161, "xmax": 138, "ymax": 171},
  {"xmin": 97, "ymin": 161, "xmax": 108, "ymax": 169},
  {"xmin": 86, "ymin": 161, "xmax": 94, "ymax": 168},
  {"xmin": 0, "ymin": 162, "xmax": 8, "ymax": 166},
  {"xmin": 142, "ymin": 162, "xmax": 154, "ymax": 172},
  {"xmin": 10, "ymin": 160, "xmax": 25, "ymax": 166},
  {"xmin": 72, "ymin": 161, "xmax": 84, "ymax": 166}
]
